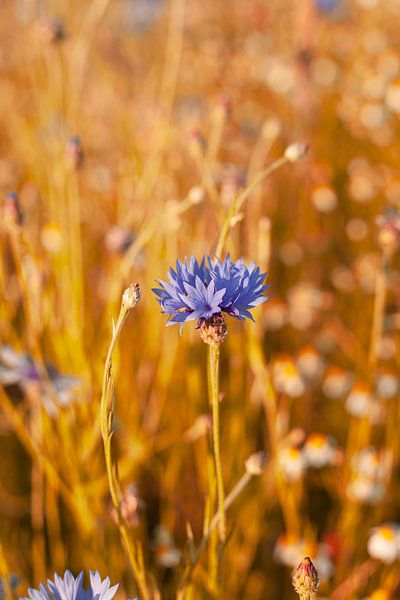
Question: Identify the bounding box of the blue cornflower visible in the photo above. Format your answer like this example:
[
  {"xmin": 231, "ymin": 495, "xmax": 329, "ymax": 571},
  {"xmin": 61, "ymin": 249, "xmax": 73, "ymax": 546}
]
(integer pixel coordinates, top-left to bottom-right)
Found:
[
  {"xmin": 153, "ymin": 255, "xmax": 269, "ymax": 330},
  {"xmin": 20, "ymin": 571, "xmax": 120, "ymax": 600}
]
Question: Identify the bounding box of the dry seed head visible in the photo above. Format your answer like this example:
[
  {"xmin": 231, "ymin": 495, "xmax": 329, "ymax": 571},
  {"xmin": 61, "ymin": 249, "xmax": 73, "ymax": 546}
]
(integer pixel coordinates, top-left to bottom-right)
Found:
[
  {"xmin": 122, "ymin": 283, "xmax": 141, "ymax": 310},
  {"xmin": 199, "ymin": 314, "xmax": 227, "ymax": 345},
  {"xmin": 245, "ymin": 451, "xmax": 266, "ymax": 476},
  {"xmin": 292, "ymin": 557, "xmax": 319, "ymax": 598},
  {"xmin": 285, "ymin": 142, "xmax": 309, "ymax": 163}
]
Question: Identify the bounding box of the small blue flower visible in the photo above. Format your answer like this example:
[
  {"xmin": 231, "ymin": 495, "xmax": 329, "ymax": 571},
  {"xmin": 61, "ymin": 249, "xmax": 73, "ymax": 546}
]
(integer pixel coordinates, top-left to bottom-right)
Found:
[
  {"xmin": 0, "ymin": 346, "xmax": 81, "ymax": 417},
  {"xmin": 20, "ymin": 571, "xmax": 119, "ymax": 600},
  {"xmin": 153, "ymin": 255, "xmax": 269, "ymax": 330}
]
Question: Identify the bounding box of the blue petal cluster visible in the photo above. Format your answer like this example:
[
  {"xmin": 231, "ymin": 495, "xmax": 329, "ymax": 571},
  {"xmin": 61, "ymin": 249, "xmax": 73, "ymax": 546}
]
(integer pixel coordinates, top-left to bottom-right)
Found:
[
  {"xmin": 20, "ymin": 571, "xmax": 120, "ymax": 600},
  {"xmin": 153, "ymin": 255, "xmax": 269, "ymax": 329}
]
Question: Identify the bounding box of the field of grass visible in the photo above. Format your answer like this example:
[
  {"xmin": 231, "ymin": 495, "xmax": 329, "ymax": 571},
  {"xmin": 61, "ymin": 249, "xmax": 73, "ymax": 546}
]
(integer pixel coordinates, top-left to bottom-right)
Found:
[{"xmin": 1, "ymin": 1, "xmax": 400, "ymax": 598}]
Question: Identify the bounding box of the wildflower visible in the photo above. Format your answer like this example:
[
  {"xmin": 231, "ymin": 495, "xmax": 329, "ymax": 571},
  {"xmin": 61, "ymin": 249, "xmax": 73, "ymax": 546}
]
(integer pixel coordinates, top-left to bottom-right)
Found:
[
  {"xmin": 272, "ymin": 355, "xmax": 305, "ymax": 398},
  {"xmin": 277, "ymin": 446, "xmax": 305, "ymax": 482},
  {"xmin": 264, "ymin": 298, "xmax": 288, "ymax": 331},
  {"xmin": 292, "ymin": 557, "xmax": 319, "ymax": 599},
  {"xmin": 284, "ymin": 142, "xmax": 309, "ymax": 163},
  {"xmin": 345, "ymin": 381, "xmax": 373, "ymax": 418},
  {"xmin": 367, "ymin": 524, "xmax": 400, "ymax": 563},
  {"xmin": 111, "ymin": 483, "xmax": 143, "ymax": 529},
  {"xmin": 376, "ymin": 208, "xmax": 400, "ymax": 256},
  {"xmin": 38, "ymin": 16, "xmax": 64, "ymax": 43},
  {"xmin": 153, "ymin": 255, "xmax": 268, "ymax": 332},
  {"xmin": 0, "ymin": 575, "xmax": 20, "ymax": 600},
  {"xmin": 311, "ymin": 185, "xmax": 337, "ymax": 213},
  {"xmin": 314, "ymin": 0, "xmax": 339, "ymax": 13},
  {"xmin": 0, "ymin": 346, "xmax": 80, "ymax": 417},
  {"xmin": 153, "ymin": 526, "xmax": 181, "ymax": 568},
  {"xmin": 122, "ymin": 283, "xmax": 141, "ymax": 311},
  {"xmin": 347, "ymin": 476, "xmax": 385, "ymax": 504},
  {"xmin": 65, "ymin": 136, "xmax": 84, "ymax": 170},
  {"xmin": 245, "ymin": 451, "xmax": 266, "ymax": 476},
  {"xmin": 287, "ymin": 283, "xmax": 323, "ymax": 331},
  {"xmin": 274, "ymin": 534, "xmax": 303, "ymax": 567},
  {"xmin": 376, "ymin": 368, "xmax": 398, "ymax": 399},
  {"xmin": 296, "ymin": 346, "xmax": 325, "ymax": 382},
  {"xmin": 21, "ymin": 570, "xmax": 119, "ymax": 600},
  {"xmin": 322, "ymin": 366, "xmax": 352, "ymax": 399},
  {"xmin": 4, "ymin": 193, "xmax": 23, "ymax": 226},
  {"xmin": 105, "ymin": 226, "xmax": 134, "ymax": 254},
  {"xmin": 347, "ymin": 448, "xmax": 386, "ymax": 504},
  {"xmin": 302, "ymin": 434, "xmax": 339, "ymax": 469}
]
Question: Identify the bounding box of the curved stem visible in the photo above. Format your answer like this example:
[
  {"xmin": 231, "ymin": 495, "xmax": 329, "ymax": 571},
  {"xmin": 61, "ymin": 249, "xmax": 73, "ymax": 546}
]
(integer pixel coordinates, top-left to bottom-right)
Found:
[
  {"xmin": 100, "ymin": 295, "xmax": 152, "ymax": 600},
  {"xmin": 207, "ymin": 343, "xmax": 225, "ymax": 544},
  {"xmin": 214, "ymin": 156, "xmax": 288, "ymax": 257}
]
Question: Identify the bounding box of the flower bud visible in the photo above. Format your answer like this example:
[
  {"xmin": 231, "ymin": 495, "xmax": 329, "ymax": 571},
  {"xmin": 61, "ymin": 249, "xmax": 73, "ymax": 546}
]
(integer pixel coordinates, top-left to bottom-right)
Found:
[
  {"xmin": 122, "ymin": 283, "xmax": 141, "ymax": 310},
  {"xmin": 284, "ymin": 143, "xmax": 309, "ymax": 163},
  {"xmin": 38, "ymin": 16, "xmax": 64, "ymax": 43},
  {"xmin": 292, "ymin": 557, "xmax": 319, "ymax": 599},
  {"xmin": 4, "ymin": 192, "xmax": 23, "ymax": 226},
  {"xmin": 199, "ymin": 314, "xmax": 227, "ymax": 344},
  {"xmin": 245, "ymin": 451, "xmax": 266, "ymax": 476},
  {"xmin": 65, "ymin": 136, "xmax": 84, "ymax": 170}
]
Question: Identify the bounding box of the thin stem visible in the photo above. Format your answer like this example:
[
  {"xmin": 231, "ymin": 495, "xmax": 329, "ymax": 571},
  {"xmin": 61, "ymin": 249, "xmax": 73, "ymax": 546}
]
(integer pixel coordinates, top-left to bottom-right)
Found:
[
  {"xmin": 215, "ymin": 156, "xmax": 288, "ymax": 257},
  {"xmin": 179, "ymin": 471, "xmax": 253, "ymax": 589},
  {"xmin": 368, "ymin": 253, "xmax": 388, "ymax": 369},
  {"xmin": 99, "ymin": 292, "xmax": 152, "ymax": 600},
  {"xmin": 208, "ymin": 343, "xmax": 225, "ymax": 544}
]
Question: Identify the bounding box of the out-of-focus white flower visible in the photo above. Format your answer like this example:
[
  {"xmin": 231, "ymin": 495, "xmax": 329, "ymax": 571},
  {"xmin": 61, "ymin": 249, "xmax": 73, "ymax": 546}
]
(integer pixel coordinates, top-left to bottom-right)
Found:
[
  {"xmin": 376, "ymin": 369, "xmax": 398, "ymax": 399},
  {"xmin": 302, "ymin": 434, "xmax": 339, "ymax": 469},
  {"xmin": 264, "ymin": 298, "xmax": 288, "ymax": 332},
  {"xmin": 345, "ymin": 381, "xmax": 373, "ymax": 418},
  {"xmin": 153, "ymin": 526, "xmax": 181, "ymax": 568},
  {"xmin": 272, "ymin": 355, "xmax": 305, "ymax": 398},
  {"xmin": 296, "ymin": 346, "xmax": 325, "ymax": 382},
  {"xmin": 277, "ymin": 447, "xmax": 305, "ymax": 482},
  {"xmin": 347, "ymin": 476, "xmax": 385, "ymax": 504},
  {"xmin": 347, "ymin": 448, "xmax": 387, "ymax": 504},
  {"xmin": 323, "ymin": 367, "xmax": 352, "ymax": 399},
  {"xmin": 274, "ymin": 534, "xmax": 303, "ymax": 567},
  {"xmin": 367, "ymin": 524, "xmax": 400, "ymax": 563}
]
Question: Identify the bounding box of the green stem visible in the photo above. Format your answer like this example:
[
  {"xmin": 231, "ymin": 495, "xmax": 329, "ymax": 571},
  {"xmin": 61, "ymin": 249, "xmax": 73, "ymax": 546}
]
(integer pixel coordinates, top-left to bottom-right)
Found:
[
  {"xmin": 207, "ymin": 343, "xmax": 225, "ymax": 544},
  {"xmin": 99, "ymin": 295, "xmax": 152, "ymax": 600}
]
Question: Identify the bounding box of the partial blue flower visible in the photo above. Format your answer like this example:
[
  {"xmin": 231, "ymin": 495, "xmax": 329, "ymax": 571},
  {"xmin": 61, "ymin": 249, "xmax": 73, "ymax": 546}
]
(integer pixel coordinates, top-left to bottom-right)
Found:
[
  {"xmin": 0, "ymin": 346, "xmax": 81, "ymax": 417},
  {"xmin": 153, "ymin": 255, "xmax": 269, "ymax": 330},
  {"xmin": 20, "ymin": 571, "xmax": 119, "ymax": 600},
  {"xmin": 0, "ymin": 575, "xmax": 21, "ymax": 600}
]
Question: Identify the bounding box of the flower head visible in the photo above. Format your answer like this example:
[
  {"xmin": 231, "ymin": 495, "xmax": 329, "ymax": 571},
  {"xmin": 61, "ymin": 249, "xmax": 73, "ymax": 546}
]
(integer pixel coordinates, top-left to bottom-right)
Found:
[
  {"xmin": 0, "ymin": 346, "xmax": 81, "ymax": 417},
  {"xmin": 20, "ymin": 571, "xmax": 119, "ymax": 600},
  {"xmin": 292, "ymin": 557, "xmax": 319, "ymax": 598},
  {"xmin": 152, "ymin": 255, "xmax": 268, "ymax": 331}
]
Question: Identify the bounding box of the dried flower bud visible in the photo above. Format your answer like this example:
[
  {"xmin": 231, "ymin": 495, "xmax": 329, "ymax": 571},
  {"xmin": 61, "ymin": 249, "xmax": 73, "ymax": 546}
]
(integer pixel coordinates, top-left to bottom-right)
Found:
[
  {"xmin": 38, "ymin": 16, "xmax": 64, "ymax": 43},
  {"xmin": 122, "ymin": 283, "xmax": 141, "ymax": 310},
  {"xmin": 213, "ymin": 92, "xmax": 232, "ymax": 122},
  {"xmin": 284, "ymin": 143, "xmax": 309, "ymax": 163},
  {"xmin": 4, "ymin": 192, "xmax": 23, "ymax": 226},
  {"xmin": 199, "ymin": 314, "xmax": 227, "ymax": 345},
  {"xmin": 292, "ymin": 557, "xmax": 319, "ymax": 599},
  {"xmin": 189, "ymin": 130, "xmax": 207, "ymax": 159},
  {"xmin": 245, "ymin": 451, "xmax": 266, "ymax": 476},
  {"xmin": 65, "ymin": 136, "xmax": 84, "ymax": 170}
]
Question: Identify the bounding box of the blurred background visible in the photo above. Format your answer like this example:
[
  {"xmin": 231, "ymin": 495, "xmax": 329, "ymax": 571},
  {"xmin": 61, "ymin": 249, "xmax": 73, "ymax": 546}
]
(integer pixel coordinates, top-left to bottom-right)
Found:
[{"xmin": 1, "ymin": 0, "xmax": 400, "ymax": 598}]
